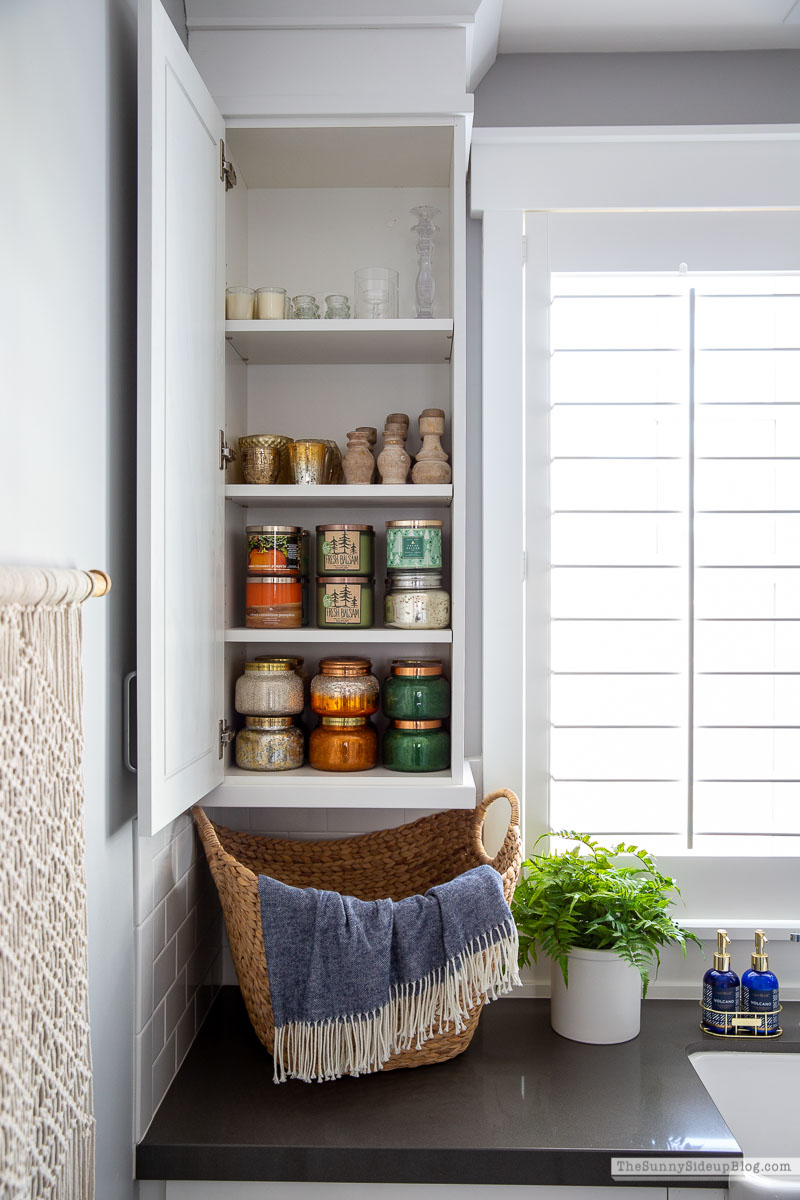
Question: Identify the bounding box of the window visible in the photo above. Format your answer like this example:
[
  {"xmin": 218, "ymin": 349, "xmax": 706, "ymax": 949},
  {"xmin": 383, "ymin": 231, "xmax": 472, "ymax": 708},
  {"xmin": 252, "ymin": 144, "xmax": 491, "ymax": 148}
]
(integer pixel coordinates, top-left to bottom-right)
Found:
[
  {"xmin": 550, "ymin": 272, "xmax": 800, "ymax": 850},
  {"xmin": 472, "ymin": 127, "xmax": 800, "ymax": 871}
]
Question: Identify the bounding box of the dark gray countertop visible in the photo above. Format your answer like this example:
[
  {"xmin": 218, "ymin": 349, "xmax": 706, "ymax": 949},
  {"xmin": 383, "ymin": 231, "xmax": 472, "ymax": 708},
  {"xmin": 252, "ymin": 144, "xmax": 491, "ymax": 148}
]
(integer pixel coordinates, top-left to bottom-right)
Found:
[{"xmin": 136, "ymin": 988, "xmax": 800, "ymax": 1185}]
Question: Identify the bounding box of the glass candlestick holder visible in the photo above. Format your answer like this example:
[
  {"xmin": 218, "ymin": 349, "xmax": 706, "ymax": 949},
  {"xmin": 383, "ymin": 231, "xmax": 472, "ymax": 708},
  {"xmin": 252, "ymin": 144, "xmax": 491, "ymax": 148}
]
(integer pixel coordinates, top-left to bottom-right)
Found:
[{"xmin": 411, "ymin": 205, "xmax": 439, "ymax": 319}]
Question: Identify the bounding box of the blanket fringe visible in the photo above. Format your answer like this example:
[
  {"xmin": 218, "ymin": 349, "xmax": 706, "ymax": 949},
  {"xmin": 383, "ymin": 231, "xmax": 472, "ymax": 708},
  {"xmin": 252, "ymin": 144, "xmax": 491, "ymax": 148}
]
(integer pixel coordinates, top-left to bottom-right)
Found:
[{"xmin": 272, "ymin": 918, "xmax": 520, "ymax": 1083}]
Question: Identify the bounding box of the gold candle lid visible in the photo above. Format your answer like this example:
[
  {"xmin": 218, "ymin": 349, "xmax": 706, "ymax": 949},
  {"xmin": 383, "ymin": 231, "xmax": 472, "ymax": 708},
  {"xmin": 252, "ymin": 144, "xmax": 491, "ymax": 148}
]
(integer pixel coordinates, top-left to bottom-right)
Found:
[
  {"xmin": 243, "ymin": 715, "xmax": 294, "ymax": 729},
  {"xmin": 385, "ymin": 519, "xmax": 443, "ymax": 529},
  {"xmin": 245, "ymin": 659, "xmax": 295, "ymax": 672},
  {"xmin": 318, "ymin": 657, "xmax": 372, "ymax": 676},
  {"xmin": 316, "ymin": 524, "xmax": 373, "ymax": 533},
  {"xmin": 392, "ymin": 719, "xmax": 444, "ymax": 730},
  {"xmin": 390, "ymin": 660, "xmax": 444, "ymax": 677},
  {"xmin": 319, "ymin": 716, "xmax": 370, "ymax": 727}
]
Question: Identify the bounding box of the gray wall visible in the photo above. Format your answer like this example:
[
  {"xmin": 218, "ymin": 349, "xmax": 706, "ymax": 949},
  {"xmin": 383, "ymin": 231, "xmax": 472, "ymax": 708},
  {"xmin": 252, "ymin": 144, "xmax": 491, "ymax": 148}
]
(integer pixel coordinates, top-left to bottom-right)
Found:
[
  {"xmin": 2, "ymin": 0, "xmax": 138, "ymax": 1195},
  {"xmin": 474, "ymin": 50, "xmax": 800, "ymax": 127},
  {"xmin": 161, "ymin": 0, "xmax": 187, "ymax": 45}
]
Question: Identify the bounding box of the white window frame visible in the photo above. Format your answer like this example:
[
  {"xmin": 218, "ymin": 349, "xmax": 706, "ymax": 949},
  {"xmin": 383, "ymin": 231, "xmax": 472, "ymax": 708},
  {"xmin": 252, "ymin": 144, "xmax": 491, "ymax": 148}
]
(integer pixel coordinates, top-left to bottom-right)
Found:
[{"xmin": 472, "ymin": 125, "xmax": 800, "ymax": 923}]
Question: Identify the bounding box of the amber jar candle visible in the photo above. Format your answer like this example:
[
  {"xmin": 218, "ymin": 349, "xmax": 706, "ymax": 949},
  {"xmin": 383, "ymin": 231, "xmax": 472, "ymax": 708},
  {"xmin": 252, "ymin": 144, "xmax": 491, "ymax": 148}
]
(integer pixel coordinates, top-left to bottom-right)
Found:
[
  {"xmin": 309, "ymin": 716, "xmax": 377, "ymax": 772},
  {"xmin": 310, "ymin": 657, "xmax": 379, "ymax": 718}
]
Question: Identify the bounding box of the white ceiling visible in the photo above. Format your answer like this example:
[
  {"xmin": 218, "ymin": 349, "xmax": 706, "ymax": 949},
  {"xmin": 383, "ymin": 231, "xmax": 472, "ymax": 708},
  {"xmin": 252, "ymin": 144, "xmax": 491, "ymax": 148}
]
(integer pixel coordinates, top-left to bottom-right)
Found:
[{"xmin": 498, "ymin": 0, "xmax": 800, "ymax": 54}]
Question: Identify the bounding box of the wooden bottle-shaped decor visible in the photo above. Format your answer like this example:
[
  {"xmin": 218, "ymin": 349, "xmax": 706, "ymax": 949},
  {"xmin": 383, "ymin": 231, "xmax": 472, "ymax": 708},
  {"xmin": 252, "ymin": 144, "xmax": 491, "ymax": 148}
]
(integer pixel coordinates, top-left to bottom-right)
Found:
[
  {"xmin": 342, "ymin": 430, "xmax": 376, "ymax": 484},
  {"xmin": 377, "ymin": 413, "xmax": 411, "ymax": 484},
  {"xmin": 411, "ymin": 408, "xmax": 451, "ymax": 484}
]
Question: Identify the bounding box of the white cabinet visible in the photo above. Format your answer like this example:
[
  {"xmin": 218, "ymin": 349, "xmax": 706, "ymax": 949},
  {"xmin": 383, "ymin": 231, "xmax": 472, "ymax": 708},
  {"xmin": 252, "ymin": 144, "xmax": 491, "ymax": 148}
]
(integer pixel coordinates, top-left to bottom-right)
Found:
[{"xmin": 137, "ymin": 0, "xmax": 472, "ymax": 835}]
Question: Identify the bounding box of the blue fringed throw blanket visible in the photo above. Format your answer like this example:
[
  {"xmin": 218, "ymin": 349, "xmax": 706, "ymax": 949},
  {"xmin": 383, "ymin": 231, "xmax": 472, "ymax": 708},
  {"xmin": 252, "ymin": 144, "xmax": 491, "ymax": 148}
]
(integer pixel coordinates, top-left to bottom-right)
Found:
[{"xmin": 257, "ymin": 864, "xmax": 520, "ymax": 1083}]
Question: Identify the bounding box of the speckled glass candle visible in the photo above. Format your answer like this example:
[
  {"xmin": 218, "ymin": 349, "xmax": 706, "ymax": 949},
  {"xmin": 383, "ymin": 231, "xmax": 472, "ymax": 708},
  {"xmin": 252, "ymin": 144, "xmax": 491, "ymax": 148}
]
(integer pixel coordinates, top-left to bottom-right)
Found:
[
  {"xmin": 308, "ymin": 717, "xmax": 377, "ymax": 772},
  {"xmin": 234, "ymin": 660, "xmax": 304, "ymax": 716},
  {"xmin": 310, "ymin": 658, "xmax": 379, "ymax": 717},
  {"xmin": 235, "ymin": 716, "xmax": 304, "ymax": 771},
  {"xmin": 384, "ymin": 572, "xmax": 450, "ymax": 630}
]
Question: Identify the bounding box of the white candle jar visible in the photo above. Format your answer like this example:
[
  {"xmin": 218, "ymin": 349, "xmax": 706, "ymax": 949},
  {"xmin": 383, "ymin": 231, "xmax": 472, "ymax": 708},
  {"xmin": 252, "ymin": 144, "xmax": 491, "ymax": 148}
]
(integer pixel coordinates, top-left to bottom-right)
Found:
[
  {"xmin": 225, "ymin": 286, "xmax": 255, "ymax": 319},
  {"xmin": 256, "ymin": 286, "xmax": 287, "ymax": 319}
]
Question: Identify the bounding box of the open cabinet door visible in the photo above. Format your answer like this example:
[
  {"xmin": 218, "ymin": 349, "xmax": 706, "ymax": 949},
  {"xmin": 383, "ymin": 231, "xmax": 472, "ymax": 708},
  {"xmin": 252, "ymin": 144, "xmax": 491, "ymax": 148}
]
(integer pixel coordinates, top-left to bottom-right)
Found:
[{"xmin": 137, "ymin": 0, "xmax": 225, "ymax": 836}]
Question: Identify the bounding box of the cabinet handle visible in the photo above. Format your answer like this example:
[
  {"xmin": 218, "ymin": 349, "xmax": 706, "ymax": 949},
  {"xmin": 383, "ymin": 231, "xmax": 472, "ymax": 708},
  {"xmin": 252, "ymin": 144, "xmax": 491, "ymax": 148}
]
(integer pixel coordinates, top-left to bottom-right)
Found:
[{"xmin": 123, "ymin": 670, "xmax": 137, "ymax": 774}]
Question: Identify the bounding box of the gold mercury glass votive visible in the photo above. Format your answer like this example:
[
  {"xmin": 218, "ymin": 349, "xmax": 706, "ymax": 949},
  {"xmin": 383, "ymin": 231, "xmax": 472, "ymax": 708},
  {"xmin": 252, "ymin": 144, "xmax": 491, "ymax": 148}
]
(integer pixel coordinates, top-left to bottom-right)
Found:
[
  {"xmin": 288, "ymin": 440, "xmax": 331, "ymax": 485},
  {"xmin": 238, "ymin": 437, "xmax": 281, "ymax": 485}
]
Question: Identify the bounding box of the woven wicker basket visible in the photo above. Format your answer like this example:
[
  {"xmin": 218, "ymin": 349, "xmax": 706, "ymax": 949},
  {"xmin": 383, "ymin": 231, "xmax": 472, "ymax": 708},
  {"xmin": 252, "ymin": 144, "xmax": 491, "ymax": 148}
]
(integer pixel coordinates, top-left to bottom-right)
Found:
[{"xmin": 193, "ymin": 789, "xmax": 522, "ymax": 1073}]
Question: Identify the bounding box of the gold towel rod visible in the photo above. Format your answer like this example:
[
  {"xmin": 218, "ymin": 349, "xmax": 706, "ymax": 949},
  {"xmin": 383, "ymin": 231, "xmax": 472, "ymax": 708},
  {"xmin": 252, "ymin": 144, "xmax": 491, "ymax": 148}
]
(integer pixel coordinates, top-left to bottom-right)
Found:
[{"xmin": 86, "ymin": 569, "xmax": 112, "ymax": 598}]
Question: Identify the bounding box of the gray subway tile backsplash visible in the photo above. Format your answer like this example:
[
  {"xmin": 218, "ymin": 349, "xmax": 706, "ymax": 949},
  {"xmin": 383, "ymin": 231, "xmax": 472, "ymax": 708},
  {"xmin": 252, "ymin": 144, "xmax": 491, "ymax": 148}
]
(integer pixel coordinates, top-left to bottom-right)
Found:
[
  {"xmin": 134, "ymin": 812, "xmax": 223, "ymax": 1141},
  {"xmin": 135, "ymin": 803, "xmax": 427, "ymax": 1140}
]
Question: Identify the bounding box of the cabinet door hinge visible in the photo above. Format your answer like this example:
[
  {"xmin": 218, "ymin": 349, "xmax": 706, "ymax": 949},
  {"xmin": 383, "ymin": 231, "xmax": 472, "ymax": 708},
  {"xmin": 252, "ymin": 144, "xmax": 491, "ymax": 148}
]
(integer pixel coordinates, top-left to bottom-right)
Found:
[
  {"xmin": 219, "ymin": 429, "xmax": 237, "ymax": 471},
  {"xmin": 219, "ymin": 719, "xmax": 235, "ymax": 759},
  {"xmin": 220, "ymin": 138, "xmax": 237, "ymax": 190}
]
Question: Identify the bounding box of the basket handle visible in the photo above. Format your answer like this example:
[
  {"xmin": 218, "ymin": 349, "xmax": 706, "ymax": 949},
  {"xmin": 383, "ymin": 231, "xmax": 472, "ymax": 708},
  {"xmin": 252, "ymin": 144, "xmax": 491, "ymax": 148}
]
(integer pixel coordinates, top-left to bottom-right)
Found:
[
  {"xmin": 192, "ymin": 804, "xmax": 242, "ymax": 874},
  {"xmin": 473, "ymin": 789, "xmax": 521, "ymax": 871}
]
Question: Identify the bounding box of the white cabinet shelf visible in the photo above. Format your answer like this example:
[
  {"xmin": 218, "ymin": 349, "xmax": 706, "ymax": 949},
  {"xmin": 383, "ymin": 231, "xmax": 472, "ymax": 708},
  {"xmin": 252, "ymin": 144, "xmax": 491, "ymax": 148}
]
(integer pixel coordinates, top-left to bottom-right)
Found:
[
  {"xmin": 211, "ymin": 761, "xmax": 476, "ymax": 810},
  {"xmin": 226, "ymin": 484, "xmax": 453, "ymax": 508},
  {"xmin": 225, "ymin": 319, "xmax": 453, "ymax": 365},
  {"xmin": 225, "ymin": 627, "xmax": 453, "ymax": 645}
]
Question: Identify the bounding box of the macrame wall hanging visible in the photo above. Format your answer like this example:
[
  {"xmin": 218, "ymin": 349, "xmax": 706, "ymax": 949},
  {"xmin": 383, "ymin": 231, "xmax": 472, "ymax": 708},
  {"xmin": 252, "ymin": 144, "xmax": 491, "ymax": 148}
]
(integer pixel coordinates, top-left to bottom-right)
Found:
[{"xmin": 0, "ymin": 567, "xmax": 107, "ymax": 1200}]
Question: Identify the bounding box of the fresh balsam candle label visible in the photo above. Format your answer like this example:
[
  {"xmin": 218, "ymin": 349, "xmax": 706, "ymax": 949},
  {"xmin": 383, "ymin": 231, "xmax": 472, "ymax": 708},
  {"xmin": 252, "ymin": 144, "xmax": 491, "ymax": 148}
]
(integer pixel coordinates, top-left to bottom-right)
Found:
[
  {"xmin": 321, "ymin": 534, "xmax": 362, "ymax": 572},
  {"xmin": 323, "ymin": 583, "xmax": 362, "ymax": 624},
  {"xmin": 316, "ymin": 577, "xmax": 374, "ymax": 628}
]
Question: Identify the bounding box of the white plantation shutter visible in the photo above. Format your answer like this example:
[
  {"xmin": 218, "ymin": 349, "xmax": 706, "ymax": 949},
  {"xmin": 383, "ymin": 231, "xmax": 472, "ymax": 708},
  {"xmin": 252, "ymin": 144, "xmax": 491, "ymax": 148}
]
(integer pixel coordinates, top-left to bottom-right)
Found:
[{"xmin": 548, "ymin": 272, "xmax": 800, "ymax": 848}]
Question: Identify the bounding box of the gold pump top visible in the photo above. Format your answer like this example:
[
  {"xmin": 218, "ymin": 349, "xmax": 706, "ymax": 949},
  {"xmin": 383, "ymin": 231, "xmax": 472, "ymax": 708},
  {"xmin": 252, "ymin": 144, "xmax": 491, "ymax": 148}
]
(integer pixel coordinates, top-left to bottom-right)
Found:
[
  {"xmin": 751, "ymin": 929, "xmax": 770, "ymax": 971},
  {"xmin": 713, "ymin": 929, "xmax": 732, "ymax": 971}
]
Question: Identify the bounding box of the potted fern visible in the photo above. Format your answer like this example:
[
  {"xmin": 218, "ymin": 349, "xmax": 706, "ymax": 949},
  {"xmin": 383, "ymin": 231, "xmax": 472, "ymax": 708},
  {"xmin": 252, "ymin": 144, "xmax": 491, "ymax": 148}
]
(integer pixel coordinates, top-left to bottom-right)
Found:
[{"xmin": 511, "ymin": 831, "xmax": 700, "ymax": 1044}]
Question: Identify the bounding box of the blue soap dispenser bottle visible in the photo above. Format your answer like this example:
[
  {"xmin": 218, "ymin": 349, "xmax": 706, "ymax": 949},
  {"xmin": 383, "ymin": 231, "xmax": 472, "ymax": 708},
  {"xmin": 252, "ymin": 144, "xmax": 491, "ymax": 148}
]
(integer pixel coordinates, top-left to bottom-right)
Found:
[
  {"xmin": 702, "ymin": 929, "xmax": 740, "ymax": 1034},
  {"xmin": 741, "ymin": 929, "xmax": 780, "ymax": 1034}
]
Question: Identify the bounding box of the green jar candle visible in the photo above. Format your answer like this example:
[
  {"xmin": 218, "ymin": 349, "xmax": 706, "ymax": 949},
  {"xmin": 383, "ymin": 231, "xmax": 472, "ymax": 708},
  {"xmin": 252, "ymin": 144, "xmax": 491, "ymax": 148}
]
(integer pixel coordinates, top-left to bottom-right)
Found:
[
  {"xmin": 316, "ymin": 524, "xmax": 374, "ymax": 576},
  {"xmin": 382, "ymin": 720, "xmax": 450, "ymax": 773},
  {"xmin": 315, "ymin": 576, "xmax": 374, "ymax": 629},
  {"xmin": 385, "ymin": 520, "xmax": 442, "ymax": 571},
  {"xmin": 382, "ymin": 660, "xmax": 451, "ymax": 720}
]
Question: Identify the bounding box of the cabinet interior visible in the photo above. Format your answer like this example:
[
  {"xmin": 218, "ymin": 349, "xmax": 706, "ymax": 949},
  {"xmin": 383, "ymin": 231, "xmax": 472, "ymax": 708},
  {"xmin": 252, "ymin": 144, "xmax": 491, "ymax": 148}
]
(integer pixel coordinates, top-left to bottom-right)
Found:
[{"xmin": 215, "ymin": 119, "xmax": 468, "ymax": 806}]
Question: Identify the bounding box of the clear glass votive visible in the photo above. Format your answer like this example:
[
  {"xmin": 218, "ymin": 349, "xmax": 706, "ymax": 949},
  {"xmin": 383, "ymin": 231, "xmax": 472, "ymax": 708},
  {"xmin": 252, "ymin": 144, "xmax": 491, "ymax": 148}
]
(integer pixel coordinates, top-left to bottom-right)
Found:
[
  {"xmin": 292, "ymin": 295, "xmax": 320, "ymax": 319},
  {"xmin": 354, "ymin": 268, "xmax": 399, "ymax": 319},
  {"xmin": 324, "ymin": 294, "xmax": 351, "ymax": 319}
]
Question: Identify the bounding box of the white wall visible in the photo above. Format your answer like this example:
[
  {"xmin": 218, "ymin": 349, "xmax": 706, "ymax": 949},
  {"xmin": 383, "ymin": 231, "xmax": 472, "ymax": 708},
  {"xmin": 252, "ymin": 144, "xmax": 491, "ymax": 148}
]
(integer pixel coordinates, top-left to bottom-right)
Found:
[{"xmin": 2, "ymin": 0, "xmax": 145, "ymax": 1194}]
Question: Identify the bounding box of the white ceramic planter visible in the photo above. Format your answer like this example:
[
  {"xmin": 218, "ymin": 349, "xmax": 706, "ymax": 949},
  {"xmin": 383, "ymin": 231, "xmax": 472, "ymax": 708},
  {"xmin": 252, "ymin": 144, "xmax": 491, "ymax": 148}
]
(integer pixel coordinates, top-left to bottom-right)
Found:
[{"xmin": 549, "ymin": 946, "xmax": 642, "ymax": 1044}]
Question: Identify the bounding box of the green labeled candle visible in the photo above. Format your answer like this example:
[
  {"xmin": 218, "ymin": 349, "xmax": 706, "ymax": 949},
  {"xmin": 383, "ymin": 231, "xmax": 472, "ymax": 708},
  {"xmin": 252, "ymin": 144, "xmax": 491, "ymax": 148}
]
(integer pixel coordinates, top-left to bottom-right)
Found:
[
  {"xmin": 315, "ymin": 576, "xmax": 374, "ymax": 628},
  {"xmin": 385, "ymin": 520, "xmax": 442, "ymax": 571},
  {"xmin": 316, "ymin": 524, "xmax": 374, "ymax": 576}
]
